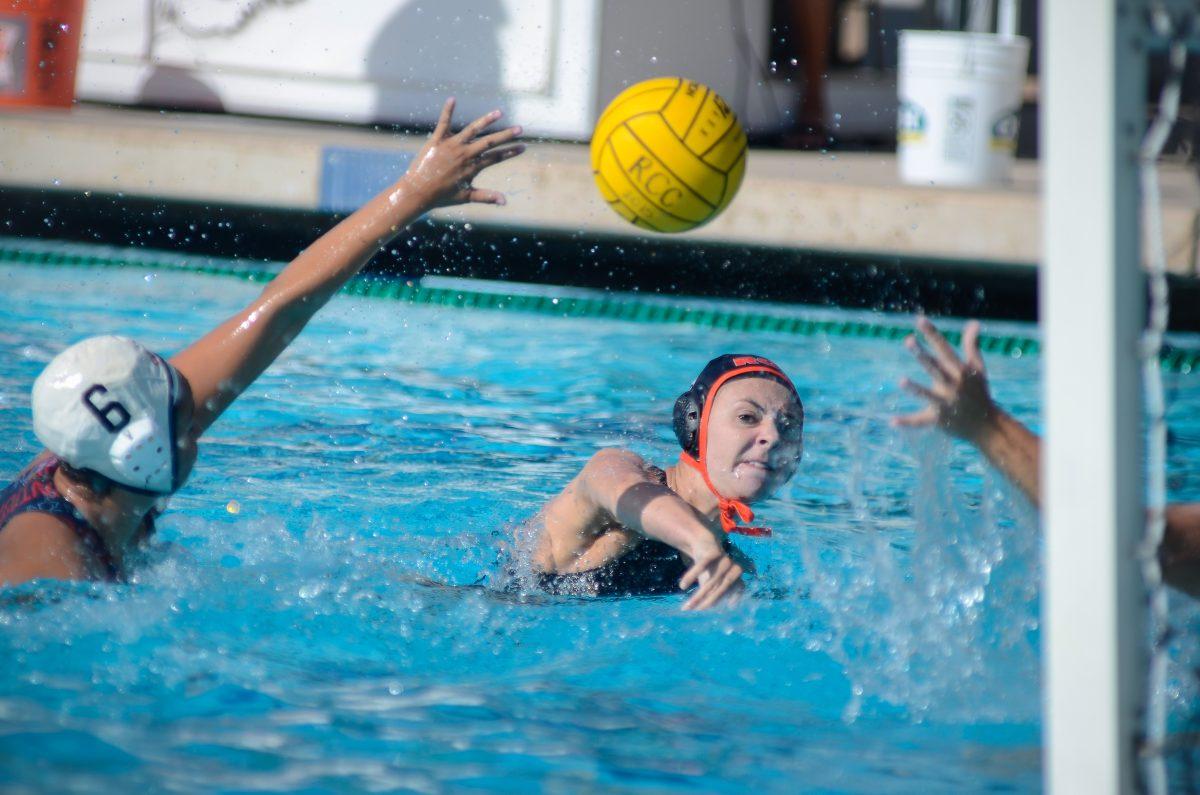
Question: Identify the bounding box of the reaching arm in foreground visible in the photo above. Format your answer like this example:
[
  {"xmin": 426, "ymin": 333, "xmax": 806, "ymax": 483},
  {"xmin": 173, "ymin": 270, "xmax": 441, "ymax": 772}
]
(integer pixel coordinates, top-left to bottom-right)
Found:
[
  {"xmin": 894, "ymin": 317, "xmax": 1200, "ymax": 599},
  {"xmin": 0, "ymin": 101, "xmax": 522, "ymax": 587},
  {"xmin": 173, "ymin": 99, "xmax": 523, "ymax": 435},
  {"xmin": 893, "ymin": 318, "xmax": 1040, "ymax": 502}
]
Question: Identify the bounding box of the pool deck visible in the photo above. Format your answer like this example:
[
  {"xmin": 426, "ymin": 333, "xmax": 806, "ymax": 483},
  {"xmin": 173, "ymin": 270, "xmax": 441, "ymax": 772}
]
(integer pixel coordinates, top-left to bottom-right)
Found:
[{"xmin": 1, "ymin": 104, "xmax": 1198, "ymax": 275}]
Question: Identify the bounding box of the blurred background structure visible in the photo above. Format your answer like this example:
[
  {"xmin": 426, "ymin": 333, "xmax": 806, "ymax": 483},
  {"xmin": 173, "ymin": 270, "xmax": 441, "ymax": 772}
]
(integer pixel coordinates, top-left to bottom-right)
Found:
[
  {"xmin": 0, "ymin": 0, "xmax": 1197, "ymax": 327},
  {"xmin": 73, "ymin": 0, "xmax": 1033, "ymax": 147}
]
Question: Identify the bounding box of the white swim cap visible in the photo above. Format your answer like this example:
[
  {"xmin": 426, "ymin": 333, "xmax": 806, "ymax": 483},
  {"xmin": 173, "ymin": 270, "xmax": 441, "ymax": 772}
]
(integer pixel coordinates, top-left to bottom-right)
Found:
[{"xmin": 32, "ymin": 336, "xmax": 184, "ymax": 494}]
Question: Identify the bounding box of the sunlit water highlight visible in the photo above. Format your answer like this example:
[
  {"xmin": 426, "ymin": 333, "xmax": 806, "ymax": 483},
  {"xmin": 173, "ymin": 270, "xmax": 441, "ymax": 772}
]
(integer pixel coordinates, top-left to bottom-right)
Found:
[{"xmin": 2, "ymin": 259, "xmax": 1199, "ymax": 792}]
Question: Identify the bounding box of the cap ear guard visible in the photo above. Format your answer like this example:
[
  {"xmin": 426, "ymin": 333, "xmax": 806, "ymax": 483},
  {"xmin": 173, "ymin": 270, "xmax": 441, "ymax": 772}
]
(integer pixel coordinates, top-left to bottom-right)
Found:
[
  {"xmin": 673, "ymin": 389, "xmax": 701, "ymax": 455},
  {"xmin": 107, "ymin": 416, "xmax": 174, "ymax": 494}
]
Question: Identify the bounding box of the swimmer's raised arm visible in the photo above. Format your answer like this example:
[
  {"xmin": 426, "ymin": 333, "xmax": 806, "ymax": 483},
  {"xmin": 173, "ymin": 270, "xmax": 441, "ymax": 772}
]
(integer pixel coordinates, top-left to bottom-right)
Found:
[
  {"xmin": 892, "ymin": 317, "xmax": 1040, "ymax": 503},
  {"xmin": 171, "ymin": 99, "xmax": 524, "ymax": 434},
  {"xmin": 893, "ymin": 316, "xmax": 1200, "ymax": 600},
  {"xmin": 577, "ymin": 448, "xmax": 744, "ymax": 609}
]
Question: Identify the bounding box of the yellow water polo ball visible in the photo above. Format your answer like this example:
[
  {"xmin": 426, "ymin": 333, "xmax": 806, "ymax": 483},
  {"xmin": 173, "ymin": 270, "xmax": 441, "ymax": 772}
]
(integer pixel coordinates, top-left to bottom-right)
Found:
[{"xmin": 591, "ymin": 77, "xmax": 747, "ymax": 233}]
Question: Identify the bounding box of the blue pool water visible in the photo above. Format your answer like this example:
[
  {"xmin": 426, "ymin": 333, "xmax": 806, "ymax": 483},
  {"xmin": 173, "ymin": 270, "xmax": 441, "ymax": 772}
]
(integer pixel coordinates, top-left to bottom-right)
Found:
[{"xmin": 2, "ymin": 252, "xmax": 1199, "ymax": 792}]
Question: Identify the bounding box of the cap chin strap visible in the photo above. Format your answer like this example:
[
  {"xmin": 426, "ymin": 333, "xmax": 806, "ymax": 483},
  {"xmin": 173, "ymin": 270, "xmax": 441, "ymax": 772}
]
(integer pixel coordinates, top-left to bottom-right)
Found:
[{"xmin": 679, "ymin": 451, "xmax": 772, "ymax": 537}]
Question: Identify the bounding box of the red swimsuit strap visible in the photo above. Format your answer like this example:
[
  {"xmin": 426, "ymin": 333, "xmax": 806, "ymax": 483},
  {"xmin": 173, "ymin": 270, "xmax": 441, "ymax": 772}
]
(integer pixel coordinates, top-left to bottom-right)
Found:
[{"xmin": 0, "ymin": 456, "xmax": 122, "ymax": 580}]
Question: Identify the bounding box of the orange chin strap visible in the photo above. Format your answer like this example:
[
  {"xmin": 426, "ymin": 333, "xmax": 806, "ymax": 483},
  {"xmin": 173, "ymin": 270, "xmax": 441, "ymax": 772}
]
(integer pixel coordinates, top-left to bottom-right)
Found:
[
  {"xmin": 681, "ymin": 360, "xmax": 796, "ymax": 538},
  {"xmin": 680, "ymin": 451, "xmax": 771, "ymax": 537}
]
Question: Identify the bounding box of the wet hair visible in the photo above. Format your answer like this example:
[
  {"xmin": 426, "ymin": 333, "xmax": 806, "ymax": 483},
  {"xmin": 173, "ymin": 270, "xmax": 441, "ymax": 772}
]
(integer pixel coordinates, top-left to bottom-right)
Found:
[{"xmin": 57, "ymin": 460, "xmax": 116, "ymax": 498}]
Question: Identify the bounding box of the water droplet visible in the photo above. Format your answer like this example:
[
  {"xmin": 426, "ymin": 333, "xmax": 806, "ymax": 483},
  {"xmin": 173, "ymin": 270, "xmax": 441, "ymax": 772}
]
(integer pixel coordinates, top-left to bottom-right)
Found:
[
  {"xmin": 649, "ymin": 55, "xmax": 658, "ymax": 64},
  {"xmin": 51, "ymin": 178, "xmax": 61, "ymax": 186},
  {"xmin": 59, "ymin": 23, "xmax": 70, "ymax": 32}
]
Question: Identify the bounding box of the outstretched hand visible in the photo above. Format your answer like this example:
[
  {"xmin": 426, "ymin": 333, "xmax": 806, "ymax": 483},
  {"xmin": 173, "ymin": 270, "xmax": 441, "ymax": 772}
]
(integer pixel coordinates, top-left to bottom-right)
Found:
[
  {"xmin": 679, "ymin": 544, "xmax": 745, "ymax": 611},
  {"xmin": 404, "ymin": 98, "xmax": 525, "ymax": 208},
  {"xmin": 892, "ymin": 317, "xmax": 997, "ymax": 442}
]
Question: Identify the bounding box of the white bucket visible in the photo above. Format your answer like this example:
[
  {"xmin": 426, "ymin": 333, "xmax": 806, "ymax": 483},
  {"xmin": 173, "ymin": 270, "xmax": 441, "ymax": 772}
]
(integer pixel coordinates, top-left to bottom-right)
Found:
[{"xmin": 897, "ymin": 31, "xmax": 1030, "ymax": 187}]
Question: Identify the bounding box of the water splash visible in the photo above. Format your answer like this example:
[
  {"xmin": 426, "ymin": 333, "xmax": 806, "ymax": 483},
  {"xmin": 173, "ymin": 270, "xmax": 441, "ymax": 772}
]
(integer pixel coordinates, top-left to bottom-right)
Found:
[{"xmin": 799, "ymin": 421, "xmax": 1040, "ymax": 725}]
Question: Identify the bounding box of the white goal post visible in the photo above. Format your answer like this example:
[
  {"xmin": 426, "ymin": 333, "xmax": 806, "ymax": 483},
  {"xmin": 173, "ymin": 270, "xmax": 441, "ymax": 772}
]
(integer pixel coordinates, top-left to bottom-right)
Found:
[{"xmin": 1041, "ymin": 1, "xmax": 1196, "ymax": 792}]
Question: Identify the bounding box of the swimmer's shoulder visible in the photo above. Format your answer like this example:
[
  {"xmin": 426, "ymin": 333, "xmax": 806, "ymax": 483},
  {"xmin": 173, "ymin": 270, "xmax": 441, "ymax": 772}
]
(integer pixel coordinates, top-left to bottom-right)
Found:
[
  {"xmin": 581, "ymin": 447, "xmax": 666, "ymax": 482},
  {"xmin": 0, "ymin": 511, "xmax": 91, "ymax": 585},
  {"xmin": 572, "ymin": 449, "xmax": 661, "ymax": 505},
  {"xmin": 585, "ymin": 446, "xmax": 644, "ymax": 468},
  {"xmin": 563, "ymin": 448, "xmax": 638, "ymax": 501},
  {"xmin": 544, "ymin": 449, "xmax": 650, "ymax": 532}
]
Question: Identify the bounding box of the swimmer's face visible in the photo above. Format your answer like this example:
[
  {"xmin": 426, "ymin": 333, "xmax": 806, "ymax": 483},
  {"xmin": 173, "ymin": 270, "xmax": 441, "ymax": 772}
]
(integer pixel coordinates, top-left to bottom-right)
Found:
[
  {"xmin": 703, "ymin": 376, "xmax": 803, "ymax": 503},
  {"xmin": 171, "ymin": 371, "xmax": 198, "ymax": 491}
]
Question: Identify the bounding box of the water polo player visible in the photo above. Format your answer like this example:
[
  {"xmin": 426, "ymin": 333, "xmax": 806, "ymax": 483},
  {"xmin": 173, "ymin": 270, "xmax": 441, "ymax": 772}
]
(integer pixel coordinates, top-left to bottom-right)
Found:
[
  {"xmin": 516, "ymin": 355, "xmax": 804, "ymax": 610},
  {"xmin": 0, "ymin": 100, "xmax": 523, "ymax": 587}
]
